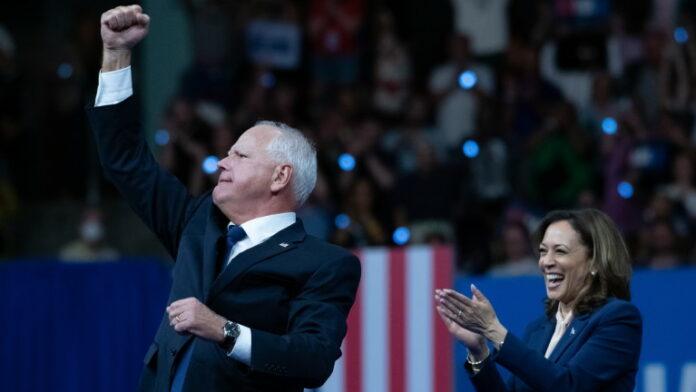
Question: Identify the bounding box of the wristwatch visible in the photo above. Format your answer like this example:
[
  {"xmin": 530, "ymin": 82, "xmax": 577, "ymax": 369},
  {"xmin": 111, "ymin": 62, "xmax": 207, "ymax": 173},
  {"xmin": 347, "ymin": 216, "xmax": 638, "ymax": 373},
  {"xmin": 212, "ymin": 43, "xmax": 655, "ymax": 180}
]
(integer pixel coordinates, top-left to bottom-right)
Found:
[{"xmin": 221, "ymin": 320, "xmax": 240, "ymax": 352}]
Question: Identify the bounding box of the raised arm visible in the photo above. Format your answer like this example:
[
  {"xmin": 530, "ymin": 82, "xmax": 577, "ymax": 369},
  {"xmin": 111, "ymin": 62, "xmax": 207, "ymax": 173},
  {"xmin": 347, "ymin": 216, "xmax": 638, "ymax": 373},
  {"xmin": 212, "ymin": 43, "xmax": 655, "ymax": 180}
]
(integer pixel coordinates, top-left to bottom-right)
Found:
[{"xmin": 87, "ymin": 5, "xmax": 200, "ymax": 256}]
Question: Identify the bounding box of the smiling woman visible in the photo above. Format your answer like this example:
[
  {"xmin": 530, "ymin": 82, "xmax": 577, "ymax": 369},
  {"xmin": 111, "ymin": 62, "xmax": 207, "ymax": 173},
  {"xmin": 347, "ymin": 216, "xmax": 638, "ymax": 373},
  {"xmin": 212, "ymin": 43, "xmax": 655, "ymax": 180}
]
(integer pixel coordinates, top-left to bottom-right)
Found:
[
  {"xmin": 534, "ymin": 210, "xmax": 632, "ymax": 319},
  {"xmin": 434, "ymin": 208, "xmax": 642, "ymax": 392}
]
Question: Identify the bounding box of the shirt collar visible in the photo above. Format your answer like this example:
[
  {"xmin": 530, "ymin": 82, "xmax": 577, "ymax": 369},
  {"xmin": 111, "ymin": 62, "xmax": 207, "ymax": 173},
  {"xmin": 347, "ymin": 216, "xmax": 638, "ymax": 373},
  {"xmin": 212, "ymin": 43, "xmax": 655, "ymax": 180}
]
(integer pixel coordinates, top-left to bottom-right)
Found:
[
  {"xmin": 555, "ymin": 306, "xmax": 574, "ymax": 327},
  {"xmin": 228, "ymin": 212, "xmax": 296, "ymax": 246}
]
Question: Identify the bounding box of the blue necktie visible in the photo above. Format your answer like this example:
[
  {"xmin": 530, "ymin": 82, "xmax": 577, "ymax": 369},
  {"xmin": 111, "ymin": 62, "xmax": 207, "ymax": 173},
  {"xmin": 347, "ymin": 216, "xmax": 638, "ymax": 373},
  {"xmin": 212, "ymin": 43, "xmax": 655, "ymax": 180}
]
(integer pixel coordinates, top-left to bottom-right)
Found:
[
  {"xmin": 170, "ymin": 225, "xmax": 247, "ymax": 392},
  {"xmin": 223, "ymin": 225, "xmax": 248, "ymax": 268}
]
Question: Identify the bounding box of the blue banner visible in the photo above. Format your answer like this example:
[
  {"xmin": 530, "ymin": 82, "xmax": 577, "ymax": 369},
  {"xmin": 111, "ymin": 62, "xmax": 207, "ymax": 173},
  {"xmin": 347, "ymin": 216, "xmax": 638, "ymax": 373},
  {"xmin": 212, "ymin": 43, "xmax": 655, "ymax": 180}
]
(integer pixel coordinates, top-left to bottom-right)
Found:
[{"xmin": 0, "ymin": 259, "xmax": 171, "ymax": 392}]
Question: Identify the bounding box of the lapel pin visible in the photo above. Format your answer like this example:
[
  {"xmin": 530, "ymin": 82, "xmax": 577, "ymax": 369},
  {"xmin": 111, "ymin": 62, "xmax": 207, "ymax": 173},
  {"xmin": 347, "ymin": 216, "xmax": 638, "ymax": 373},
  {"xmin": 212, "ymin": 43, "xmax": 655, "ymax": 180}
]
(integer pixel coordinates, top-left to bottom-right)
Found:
[
  {"xmin": 570, "ymin": 327, "xmax": 576, "ymax": 335},
  {"xmin": 279, "ymin": 242, "xmax": 289, "ymax": 248}
]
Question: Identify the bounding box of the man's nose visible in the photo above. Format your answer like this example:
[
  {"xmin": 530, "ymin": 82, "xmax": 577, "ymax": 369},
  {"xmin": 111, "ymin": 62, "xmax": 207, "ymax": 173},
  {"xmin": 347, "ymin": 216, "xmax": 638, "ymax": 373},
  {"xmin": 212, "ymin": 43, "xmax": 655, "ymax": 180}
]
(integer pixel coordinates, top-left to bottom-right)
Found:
[{"xmin": 218, "ymin": 156, "xmax": 230, "ymax": 170}]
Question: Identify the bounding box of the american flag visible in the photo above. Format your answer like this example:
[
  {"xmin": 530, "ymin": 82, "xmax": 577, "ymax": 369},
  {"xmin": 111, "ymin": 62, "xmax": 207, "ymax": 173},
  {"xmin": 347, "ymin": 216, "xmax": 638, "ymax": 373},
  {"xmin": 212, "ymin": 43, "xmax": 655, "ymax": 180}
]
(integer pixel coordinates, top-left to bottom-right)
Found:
[{"xmin": 312, "ymin": 246, "xmax": 455, "ymax": 392}]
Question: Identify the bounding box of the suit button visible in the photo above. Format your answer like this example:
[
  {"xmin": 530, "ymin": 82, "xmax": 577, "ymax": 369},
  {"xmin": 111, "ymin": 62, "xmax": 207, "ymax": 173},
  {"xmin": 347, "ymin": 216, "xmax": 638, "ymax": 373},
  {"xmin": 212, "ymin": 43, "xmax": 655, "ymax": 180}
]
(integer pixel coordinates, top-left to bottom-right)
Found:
[{"xmin": 170, "ymin": 348, "xmax": 177, "ymax": 356}]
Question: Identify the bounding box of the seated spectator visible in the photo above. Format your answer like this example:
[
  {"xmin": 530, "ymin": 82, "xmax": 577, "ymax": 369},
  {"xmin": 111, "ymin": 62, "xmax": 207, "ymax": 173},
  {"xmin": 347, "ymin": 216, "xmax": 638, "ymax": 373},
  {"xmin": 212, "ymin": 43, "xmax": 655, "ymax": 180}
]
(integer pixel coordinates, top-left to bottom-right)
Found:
[
  {"xmin": 622, "ymin": 29, "xmax": 666, "ymax": 128},
  {"xmin": 381, "ymin": 95, "xmax": 439, "ymax": 175},
  {"xmin": 524, "ymin": 101, "xmax": 593, "ymax": 208},
  {"xmin": 488, "ymin": 221, "xmax": 538, "ymax": 276},
  {"xmin": 308, "ymin": 0, "xmax": 364, "ymax": 86},
  {"xmin": 332, "ymin": 177, "xmax": 387, "ymax": 247},
  {"xmin": 372, "ymin": 8, "xmax": 412, "ymax": 118},
  {"xmin": 640, "ymin": 219, "xmax": 684, "ymax": 269},
  {"xmin": 393, "ymin": 140, "xmax": 457, "ymax": 243},
  {"xmin": 59, "ymin": 207, "xmax": 119, "ymax": 262},
  {"xmin": 159, "ymin": 96, "xmax": 214, "ymax": 196},
  {"xmin": 469, "ymin": 100, "xmax": 511, "ymax": 203},
  {"xmin": 337, "ymin": 118, "xmax": 396, "ymax": 194},
  {"xmin": 297, "ymin": 171, "xmax": 334, "ymax": 241},
  {"xmin": 660, "ymin": 150, "xmax": 696, "ymax": 220},
  {"xmin": 599, "ymin": 109, "xmax": 643, "ymax": 234},
  {"xmin": 498, "ymin": 39, "xmax": 563, "ymax": 145},
  {"xmin": 428, "ymin": 34, "xmax": 495, "ymax": 150},
  {"xmin": 580, "ymin": 72, "xmax": 626, "ymax": 138}
]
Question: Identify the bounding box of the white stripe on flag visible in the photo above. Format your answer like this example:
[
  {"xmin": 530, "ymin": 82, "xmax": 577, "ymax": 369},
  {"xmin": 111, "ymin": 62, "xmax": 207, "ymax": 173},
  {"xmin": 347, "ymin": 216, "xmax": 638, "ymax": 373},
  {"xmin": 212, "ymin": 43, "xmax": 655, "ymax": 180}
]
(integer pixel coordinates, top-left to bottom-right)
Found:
[
  {"xmin": 406, "ymin": 246, "xmax": 433, "ymax": 392},
  {"xmin": 361, "ymin": 248, "xmax": 389, "ymax": 392},
  {"xmin": 316, "ymin": 246, "xmax": 452, "ymax": 392}
]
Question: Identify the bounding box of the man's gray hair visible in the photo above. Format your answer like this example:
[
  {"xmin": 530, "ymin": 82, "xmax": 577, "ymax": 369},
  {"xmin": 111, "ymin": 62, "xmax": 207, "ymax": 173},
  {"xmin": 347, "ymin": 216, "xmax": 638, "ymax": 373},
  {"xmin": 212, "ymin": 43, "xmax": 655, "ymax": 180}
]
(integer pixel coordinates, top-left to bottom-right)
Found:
[{"xmin": 256, "ymin": 120, "xmax": 317, "ymax": 207}]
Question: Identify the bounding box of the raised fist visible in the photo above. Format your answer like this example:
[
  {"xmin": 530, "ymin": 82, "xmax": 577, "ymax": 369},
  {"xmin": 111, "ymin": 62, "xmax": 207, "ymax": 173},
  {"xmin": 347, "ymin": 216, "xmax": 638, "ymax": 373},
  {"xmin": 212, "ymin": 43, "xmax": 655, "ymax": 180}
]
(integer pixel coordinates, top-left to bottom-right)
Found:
[{"xmin": 100, "ymin": 5, "xmax": 150, "ymax": 50}]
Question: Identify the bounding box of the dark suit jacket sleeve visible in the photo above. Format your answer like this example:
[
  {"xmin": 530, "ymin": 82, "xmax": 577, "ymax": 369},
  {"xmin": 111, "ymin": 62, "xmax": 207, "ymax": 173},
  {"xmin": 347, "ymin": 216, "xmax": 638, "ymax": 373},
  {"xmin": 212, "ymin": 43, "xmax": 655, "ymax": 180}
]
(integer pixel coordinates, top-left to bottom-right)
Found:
[
  {"xmin": 468, "ymin": 318, "xmax": 540, "ymax": 392},
  {"xmin": 86, "ymin": 97, "xmax": 199, "ymax": 257},
  {"xmin": 472, "ymin": 301, "xmax": 642, "ymax": 392},
  {"xmin": 249, "ymin": 253, "xmax": 361, "ymax": 388}
]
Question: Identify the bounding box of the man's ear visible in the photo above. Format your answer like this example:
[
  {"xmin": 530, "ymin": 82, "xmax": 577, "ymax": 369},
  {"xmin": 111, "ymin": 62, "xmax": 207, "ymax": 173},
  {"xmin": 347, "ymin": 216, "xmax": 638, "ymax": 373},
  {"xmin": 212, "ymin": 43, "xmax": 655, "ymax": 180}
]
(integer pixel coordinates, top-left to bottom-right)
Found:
[{"xmin": 270, "ymin": 164, "xmax": 293, "ymax": 193}]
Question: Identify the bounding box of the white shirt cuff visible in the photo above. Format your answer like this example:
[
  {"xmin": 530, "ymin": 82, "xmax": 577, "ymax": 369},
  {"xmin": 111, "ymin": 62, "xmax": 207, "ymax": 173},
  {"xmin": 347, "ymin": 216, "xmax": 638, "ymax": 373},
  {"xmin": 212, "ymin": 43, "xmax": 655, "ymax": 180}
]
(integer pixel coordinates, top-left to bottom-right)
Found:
[
  {"xmin": 228, "ymin": 324, "xmax": 252, "ymax": 365},
  {"xmin": 94, "ymin": 66, "xmax": 133, "ymax": 107}
]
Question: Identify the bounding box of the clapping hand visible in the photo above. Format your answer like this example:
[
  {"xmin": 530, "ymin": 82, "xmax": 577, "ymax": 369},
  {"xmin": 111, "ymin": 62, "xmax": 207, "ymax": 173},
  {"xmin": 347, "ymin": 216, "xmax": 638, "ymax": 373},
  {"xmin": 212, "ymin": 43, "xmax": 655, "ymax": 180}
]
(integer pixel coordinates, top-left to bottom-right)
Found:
[{"xmin": 435, "ymin": 285, "xmax": 508, "ymax": 354}]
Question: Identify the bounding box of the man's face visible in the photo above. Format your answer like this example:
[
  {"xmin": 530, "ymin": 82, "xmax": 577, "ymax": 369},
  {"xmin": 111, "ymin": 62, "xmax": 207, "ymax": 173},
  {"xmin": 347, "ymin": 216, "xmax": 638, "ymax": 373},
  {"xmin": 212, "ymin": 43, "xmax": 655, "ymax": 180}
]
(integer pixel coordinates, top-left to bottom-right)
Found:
[{"xmin": 212, "ymin": 125, "xmax": 280, "ymax": 220}]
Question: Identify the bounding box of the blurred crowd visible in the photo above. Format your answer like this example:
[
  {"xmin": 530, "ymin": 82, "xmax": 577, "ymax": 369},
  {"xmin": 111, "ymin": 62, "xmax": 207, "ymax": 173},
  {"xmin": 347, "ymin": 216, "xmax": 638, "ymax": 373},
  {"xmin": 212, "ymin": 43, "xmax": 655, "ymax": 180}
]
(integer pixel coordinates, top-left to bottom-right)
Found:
[{"xmin": 1, "ymin": 0, "xmax": 696, "ymax": 274}]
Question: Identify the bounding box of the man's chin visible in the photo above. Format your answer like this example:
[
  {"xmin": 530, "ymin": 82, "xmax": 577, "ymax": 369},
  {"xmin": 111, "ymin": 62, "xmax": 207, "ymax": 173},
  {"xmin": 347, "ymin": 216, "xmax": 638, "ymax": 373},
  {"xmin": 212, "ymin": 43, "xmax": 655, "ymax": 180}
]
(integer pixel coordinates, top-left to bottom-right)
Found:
[{"xmin": 212, "ymin": 185, "xmax": 224, "ymax": 205}]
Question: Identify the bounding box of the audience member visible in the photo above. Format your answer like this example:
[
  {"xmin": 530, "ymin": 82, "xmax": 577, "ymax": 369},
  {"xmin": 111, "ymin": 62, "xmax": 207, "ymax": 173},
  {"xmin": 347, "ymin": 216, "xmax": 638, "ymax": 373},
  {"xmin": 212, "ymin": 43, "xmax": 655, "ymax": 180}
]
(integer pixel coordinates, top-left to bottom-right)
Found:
[
  {"xmin": 59, "ymin": 207, "xmax": 119, "ymax": 262},
  {"xmin": 429, "ymin": 34, "xmax": 495, "ymax": 150},
  {"xmin": 4, "ymin": 2, "xmax": 695, "ymax": 273},
  {"xmin": 488, "ymin": 221, "xmax": 538, "ymax": 276}
]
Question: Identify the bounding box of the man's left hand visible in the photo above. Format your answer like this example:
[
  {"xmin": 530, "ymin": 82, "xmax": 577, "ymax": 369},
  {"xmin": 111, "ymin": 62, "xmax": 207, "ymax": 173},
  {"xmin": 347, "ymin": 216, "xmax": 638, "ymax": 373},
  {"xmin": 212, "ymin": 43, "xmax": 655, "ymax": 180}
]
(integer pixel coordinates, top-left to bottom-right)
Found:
[{"xmin": 167, "ymin": 297, "xmax": 226, "ymax": 342}]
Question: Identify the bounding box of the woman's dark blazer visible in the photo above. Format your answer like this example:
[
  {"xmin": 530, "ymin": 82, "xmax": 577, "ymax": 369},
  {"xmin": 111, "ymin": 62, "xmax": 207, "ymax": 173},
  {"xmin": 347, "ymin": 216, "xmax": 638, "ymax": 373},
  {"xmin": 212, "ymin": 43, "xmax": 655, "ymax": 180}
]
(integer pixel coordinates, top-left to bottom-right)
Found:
[{"xmin": 470, "ymin": 298, "xmax": 642, "ymax": 392}]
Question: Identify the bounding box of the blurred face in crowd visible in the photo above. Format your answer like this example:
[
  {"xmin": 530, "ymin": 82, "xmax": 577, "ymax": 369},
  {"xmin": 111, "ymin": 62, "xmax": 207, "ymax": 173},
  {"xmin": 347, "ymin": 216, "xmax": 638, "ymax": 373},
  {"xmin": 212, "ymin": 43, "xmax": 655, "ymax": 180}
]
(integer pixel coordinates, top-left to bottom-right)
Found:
[
  {"xmin": 502, "ymin": 224, "xmax": 529, "ymax": 261},
  {"xmin": 649, "ymin": 194, "xmax": 673, "ymax": 220},
  {"xmin": 80, "ymin": 210, "xmax": 105, "ymax": 245},
  {"xmin": 538, "ymin": 220, "xmax": 591, "ymax": 306},
  {"xmin": 352, "ymin": 179, "xmax": 374, "ymax": 212},
  {"xmin": 650, "ymin": 221, "xmax": 676, "ymax": 254},
  {"xmin": 213, "ymin": 125, "xmax": 280, "ymax": 222}
]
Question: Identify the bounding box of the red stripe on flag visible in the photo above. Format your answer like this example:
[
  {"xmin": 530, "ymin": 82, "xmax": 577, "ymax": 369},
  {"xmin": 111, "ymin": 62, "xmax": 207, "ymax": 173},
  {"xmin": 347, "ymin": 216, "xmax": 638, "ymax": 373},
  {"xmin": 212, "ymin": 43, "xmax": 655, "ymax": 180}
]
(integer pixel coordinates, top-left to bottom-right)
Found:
[
  {"xmin": 345, "ymin": 250, "xmax": 363, "ymax": 392},
  {"xmin": 433, "ymin": 246, "xmax": 454, "ymax": 392},
  {"xmin": 389, "ymin": 248, "xmax": 406, "ymax": 392}
]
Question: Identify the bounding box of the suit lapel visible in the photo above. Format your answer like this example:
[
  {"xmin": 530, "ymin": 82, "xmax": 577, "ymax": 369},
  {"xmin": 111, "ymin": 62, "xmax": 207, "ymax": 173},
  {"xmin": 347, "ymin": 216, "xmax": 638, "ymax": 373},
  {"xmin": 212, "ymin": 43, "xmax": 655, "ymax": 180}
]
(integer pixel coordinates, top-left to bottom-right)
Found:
[
  {"xmin": 201, "ymin": 205, "xmax": 228, "ymax": 299},
  {"xmin": 206, "ymin": 219, "xmax": 306, "ymax": 302},
  {"xmin": 529, "ymin": 318, "xmax": 555, "ymax": 355},
  {"xmin": 549, "ymin": 314, "xmax": 590, "ymax": 363}
]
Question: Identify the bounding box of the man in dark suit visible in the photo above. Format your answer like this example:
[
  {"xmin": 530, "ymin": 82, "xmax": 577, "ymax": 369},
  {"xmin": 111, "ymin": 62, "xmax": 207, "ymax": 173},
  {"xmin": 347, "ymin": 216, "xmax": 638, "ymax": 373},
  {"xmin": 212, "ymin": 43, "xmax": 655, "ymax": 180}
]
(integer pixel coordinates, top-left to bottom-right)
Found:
[{"xmin": 86, "ymin": 6, "xmax": 361, "ymax": 392}]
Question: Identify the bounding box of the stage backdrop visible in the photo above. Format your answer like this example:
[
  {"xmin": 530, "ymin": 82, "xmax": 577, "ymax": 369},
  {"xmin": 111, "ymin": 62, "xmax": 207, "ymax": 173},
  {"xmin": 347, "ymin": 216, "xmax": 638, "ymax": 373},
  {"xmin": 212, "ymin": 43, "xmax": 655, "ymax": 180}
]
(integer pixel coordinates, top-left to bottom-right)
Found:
[{"xmin": 1, "ymin": 250, "xmax": 695, "ymax": 392}]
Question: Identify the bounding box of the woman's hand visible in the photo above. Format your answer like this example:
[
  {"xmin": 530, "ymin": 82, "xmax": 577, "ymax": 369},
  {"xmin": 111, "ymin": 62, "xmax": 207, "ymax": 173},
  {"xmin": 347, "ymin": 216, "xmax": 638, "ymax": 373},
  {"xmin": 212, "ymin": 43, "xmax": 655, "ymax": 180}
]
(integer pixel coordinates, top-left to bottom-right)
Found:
[
  {"xmin": 436, "ymin": 285, "xmax": 508, "ymax": 350},
  {"xmin": 435, "ymin": 289, "xmax": 487, "ymax": 357}
]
